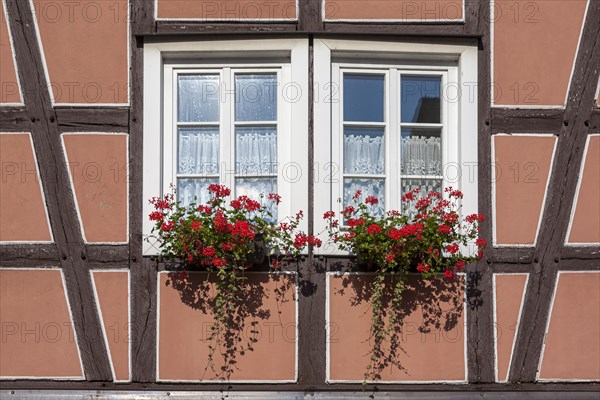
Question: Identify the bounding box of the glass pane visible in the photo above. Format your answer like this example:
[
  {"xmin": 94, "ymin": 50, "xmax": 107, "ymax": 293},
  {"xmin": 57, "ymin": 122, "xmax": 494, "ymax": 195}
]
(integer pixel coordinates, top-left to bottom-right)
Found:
[
  {"xmin": 235, "ymin": 74, "xmax": 277, "ymax": 121},
  {"xmin": 344, "ymin": 74, "xmax": 384, "ymax": 122},
  {"xmin": 401, "ymin": 76, "xmax": 441, "ymax": 123},
  {"xmin": 178, "ymin": 75, "xmax": 219, "ymax": 122},
  {"xmin": 236, "ymin": 178, "xmax": 277, "ymax": 221},
  {"xmin": 177, "ymin": 178, "xmax": 218, "ymax": 208},
  {"xmin": 401, "ymin": 178, "xmax": 443, "ymax": 217},
  {"xmin": 343, "ymin": 178, "xmax": 385, "ymax": 218},
  {"xmin": 178, "ymin": 127, "xmax": 219, "ymax": 175},
  {"xmin": 343, "ymin": 126, "xmax": 385, "ymax": 175},
  {"xmin": 236, "ymin": 126, "xmax": 277, "ymax": 175},
  {"xmin": 401, "ymin": 128, "xmax": 442, "ymax": 176}
]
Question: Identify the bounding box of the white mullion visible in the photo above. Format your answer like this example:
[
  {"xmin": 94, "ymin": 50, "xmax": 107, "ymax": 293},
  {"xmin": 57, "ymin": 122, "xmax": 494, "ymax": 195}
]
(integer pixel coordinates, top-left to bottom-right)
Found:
[
  {"xmin": 400, "ymin": 122, "xmax": 444, "ymax": 129},
  {"xmin": 222, "ymin": 68, "xmax": 234, "ymax": 191},
  {"xmin": 343, "ymin": 121, "xmax": 387, "ymax": 127},
  {"xmin": 389, "ymin": 68, "xmax": 399, "ymax": 211},
  {"xmin": 277, "ymin": 66, "xmax": 291, "ymax": 220},
  {"xmin": 235, "ymin": 120, "xmax": 278, "ymax": 126},
  {"xmin": 332, "ymin": 64, "xmax": 343, "ymax": 214},
  {"xmin": 163, "ymin": 67, "xmax": 176, "ymax": 196}
]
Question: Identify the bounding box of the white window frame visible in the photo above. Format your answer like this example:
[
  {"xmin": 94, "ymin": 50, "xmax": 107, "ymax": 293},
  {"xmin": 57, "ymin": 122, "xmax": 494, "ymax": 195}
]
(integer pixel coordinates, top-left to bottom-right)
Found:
[
  {"xmin": 143, "ymin": 39, "xmax": 309, "ymax": 255},
  {"xmin": 314, "ymin": 38, "xmax": 479, "ymax": 255}
]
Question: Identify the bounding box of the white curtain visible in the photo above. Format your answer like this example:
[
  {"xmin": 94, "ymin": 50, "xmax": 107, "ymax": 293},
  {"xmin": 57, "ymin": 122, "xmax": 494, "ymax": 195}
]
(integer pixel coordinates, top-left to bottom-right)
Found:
[
  {"xmin": 236, "ymin": 128, "xmax": 277, "ymax": 174},
  {"xmin": 401, "ymin": 178, "xmax": 443, "ymax": 217},
  {"xmin": 178, "ymin": 129, "xmax": 219, "ymax": 175},
  {"xmin": 343, "ymin": 178, "xmax": 385, "ymax": 218},
  {"xmin": 401, "ymin": 136, "xmax": 442, "ymax": 176},
  {"xmin": 343, "ymin": 132, "xmax": 385, "ymax": 174}
]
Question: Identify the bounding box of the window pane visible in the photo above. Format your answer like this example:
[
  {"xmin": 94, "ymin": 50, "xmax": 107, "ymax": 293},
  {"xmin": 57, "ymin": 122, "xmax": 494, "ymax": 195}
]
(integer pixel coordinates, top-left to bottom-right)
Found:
[
  {"xmin": 344, "ymin": 126, "xmax": 385, "ymax": 175},
  {"xmin": 344, "ymin": 74, "xmax": 384, "ymax": 122},
  {"xmin": 177, "ymin": 178, "xmax": 218, "ymax": 208},
  {"xmin": 401, "ymin": 128, "xmax": 442, "ymax": 176},
  {"xmin": 401, "ymin": 76, "xmax": 441, "ymax": 123},
  {"xmin": 344, "ymin": 178, "xmax": 385, "ymax": 218},
  {"xmin": 236, "ymin": 177, "xmax": 277, "ymax": 221},
  {"xmin": 235, "ymin": 74, "xmax": 277, "ymax": 121},
  {"xmin": 178, "ymin": 127, "xmax": 219, "ymax": 175},
  {"xmin": 236, "ymin": 126, "xmax": 277, "ymax": 175},
  {"xmin": 178, "ymin": 75, "xmax": 219, "ymax": 122},
  {"xmin": 401, "ymin": 178, "xmax": 443, "ymax": 217}
]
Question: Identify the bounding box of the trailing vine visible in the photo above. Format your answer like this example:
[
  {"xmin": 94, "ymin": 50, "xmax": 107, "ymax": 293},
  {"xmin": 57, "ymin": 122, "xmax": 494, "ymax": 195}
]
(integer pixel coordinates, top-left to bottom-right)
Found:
[{"xmin": 324, "ymin": 187, "xmax": 486, "ymax": 381}]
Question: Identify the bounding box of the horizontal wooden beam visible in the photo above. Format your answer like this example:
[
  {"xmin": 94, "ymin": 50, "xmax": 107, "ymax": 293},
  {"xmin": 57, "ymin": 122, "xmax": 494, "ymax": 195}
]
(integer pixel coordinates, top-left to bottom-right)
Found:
[
  {"xmin": 561, "ymin": 246, "xmax": 600, "ymax": 260},
  {"xmin": 491, "ymin": 108, "xmax": 564, "ymax": 134},
  {"xmin": 155, "ymin": 21, "xmax": 297, "ymax": 34},
  {"xmin": 0, "ymin": 107, "xmax": 31, "ymax": 132},
  {"xmin": 55, "ymin": 108, "xmax": 129, "ymax": 133},
  {"xmin": 0, "ymin": 243, "xmax": 59, "ymax": 268}
]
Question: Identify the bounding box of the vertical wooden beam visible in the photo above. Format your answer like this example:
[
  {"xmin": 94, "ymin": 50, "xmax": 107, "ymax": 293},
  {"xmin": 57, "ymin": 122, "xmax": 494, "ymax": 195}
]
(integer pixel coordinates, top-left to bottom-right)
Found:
[
  {"xmin": 129, "ymin": 0, "xmax": 157, "ymax": 383},
  {"xmin": 297, "ymin": 36, "xmax": 327, "ymax": 387},
  {"xmin": 4, "ymin": 0, "xmax": 112, "ymax": 381},
  {"xmin": 299, "ymin": 0, "xmax": 323, "ymax": 32},
  {"xmin": 508, "ymin": 1, "xmax": 600, "ymax": 382},
  {"xmin": 467, "ymin": 0, "xmax": 495, "ymax": 383}
]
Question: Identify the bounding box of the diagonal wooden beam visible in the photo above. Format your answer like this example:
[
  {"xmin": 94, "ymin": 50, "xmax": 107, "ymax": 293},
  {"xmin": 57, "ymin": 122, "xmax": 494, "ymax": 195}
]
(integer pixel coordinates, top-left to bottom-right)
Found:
[
  {"xmin": 508, "ymin": 0, "xmax": 600, "ymax": 382},
  {"xmin": 4, "ymin": 0, "xmax": 112, "ymax": 381}
]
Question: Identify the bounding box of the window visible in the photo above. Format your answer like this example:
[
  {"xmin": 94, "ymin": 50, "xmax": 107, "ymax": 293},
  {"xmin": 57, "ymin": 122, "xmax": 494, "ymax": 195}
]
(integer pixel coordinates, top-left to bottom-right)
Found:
[
  {"xmin": 335, "ymin": 67, "xmax": 456, "ymax": 219},
  {"xmin": 314, "ymin": 39, "xmax": 478, "ymax": 252},
  {"xmin": 165, "ymin": 67, "xmax": 286, "ymax": 221},
  {"xmin": 144, "ymin": 39, "xmax": 309, "ymax": 255}
]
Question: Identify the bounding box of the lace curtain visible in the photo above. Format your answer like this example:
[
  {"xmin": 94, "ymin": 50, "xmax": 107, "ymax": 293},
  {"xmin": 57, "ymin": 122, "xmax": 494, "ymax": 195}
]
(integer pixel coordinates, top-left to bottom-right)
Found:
[
  {"xmin": 178, "ymin": 128, "xmax": 220, "ymax": 175},
  {"xmin": 401, "ymin": 135, "xmax": 442, "ymax": 176},
  {"xmin": 343, "ymin": 129, "xmax": 385, "ymax": 174},
  {"xmin": 236, "ymin": 128, "xmax": 277, "ymax": 174}
]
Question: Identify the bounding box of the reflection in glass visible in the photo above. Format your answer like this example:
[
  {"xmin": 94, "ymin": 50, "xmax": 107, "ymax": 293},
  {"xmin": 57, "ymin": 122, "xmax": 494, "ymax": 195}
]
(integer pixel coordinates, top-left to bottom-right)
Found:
[
  {"xmin": 178, "ymin": 75, "xmax": 219, "ymax": 122},
  {"xmin": 178, "ymin": 127, "xmax": 220, "ymax": 175},
  {"xmin": 344, "ymin": 178, "xmax": 385, "ymax": 218},
  {"xmin": 344, "ymin": 74, "xmax": 385, "ymax": 122},
  {"xmin": 344, "ymin": 127, "xmax": 385, "ymax": 175},
  {"xmin": 236, "ymin": 126, "xmax": 278, "ymax": 175},
  {"xmin": 177, "ymin": 178, "xmax": 219, "ymax": 208},
  {"xmin": 401, "ymin": 76, "xmax": 441, "ymax": 123},
  {"xmin": 235, "ymin": 74, "xmax": 277, "ymax": 122},
  {"xmin": 400, "ymin": 128, "xmax": 442, "ymax": 176}
]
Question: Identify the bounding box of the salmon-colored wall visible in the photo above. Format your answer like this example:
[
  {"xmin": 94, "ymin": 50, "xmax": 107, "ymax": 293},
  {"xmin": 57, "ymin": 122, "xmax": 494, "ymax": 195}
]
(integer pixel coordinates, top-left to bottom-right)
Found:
[
  {"xmin": 158, "ymin": 272, "xmax": 297, "ymax": 381},
  {"xmin": 0, "ymin": 0, "xmax": 21, "ymax": 104},
  {"xmin": 31, "ymin": 0, "xmax": 128, "ymax": 104},
  {"xmin": 493, "ymin": 135, "xmax": 556, "ymax": 245},
  {"xmin": 324, "ymin": 0, "xmax": 463, "ymax": 20},
  {"xmin": 328, "ymin": 274, "xmax": 466, "ymax": 382},
  {"xmin": 494, "ymin": 274, "xmax": 527, "ymax": 382},
  {"xmin": 157, "ymin": 0, "xmax": 297, "ymax": 20},
  {"xmin": 91, "ymin": 271, "xmax": 130, "ymax": 382},
  {"xmin": 568, "ymin": 135, "xmax": 600, "ymax": 243},
  {"xmin": 539, "ymin": 272, "xmax": 600, "ymax": 381},
  {"xmin": 0, "ymin": 269, "xmax": 83, "ymax": 378},
  {"xmin": 62, "ymin": 134, "xmax": 128, "ymax": 243},
  {"xmin": 0, "ymin": 133, "xmax": 52, "ymax": 242},
  {"xmin": 492, "ymin": 0, "xmax": 587, "ymax": 106}
]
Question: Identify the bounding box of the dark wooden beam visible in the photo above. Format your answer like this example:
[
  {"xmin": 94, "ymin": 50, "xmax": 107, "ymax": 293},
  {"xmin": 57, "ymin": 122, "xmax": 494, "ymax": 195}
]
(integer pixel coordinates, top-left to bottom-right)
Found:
[
  {"xmin": 0, "ymin": 243, "xmax": 59, "ymax": 268},
  {"xmin": 0, "ymin": 107, "xmax": 31, "ymax": 131},
  {"xmin": 130, "ymin": 0, "xmax": 158, "ymax": 383},
  {"xmin": 156, "ymin": 21, "xmax": 297, "ymax": 34},
  {"xmin": 299, "ymin": 0, "xmax": 323, "ymax": 32},
  {"xmin": 322, "ymin": 22, "xmax": 467, "ymax": 36},
  {"xmin": 491, "ymin": 108, "xmax": 564, "ymax": 135},
  {"xmin": 492, "ymin": 247, "xmax": 534, "ymax": 264},
  {"xmin": 55, "ymin": 108, "xmax": 130, "ymax": 133},
  {"xmin": 560, "ymin": 246, "xmax": 600, "ymax": 260},
  {"xmin": 508, "ymin": 1, "xmax": 600, "ymax": 382},
  {"xmin": 590, "ymin": 109, "xmax": 600, "ymax": 130},
  {"xmin": 2, "ymin": 379, "xmax": 599, "ymax": 393},
  {"xmin": 466, "ymin": 0, "xmax": 495, "ymax": 383},
  {"xmin": 5, "ymin": 0, "xmax": 112, "ymax": 381}
]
